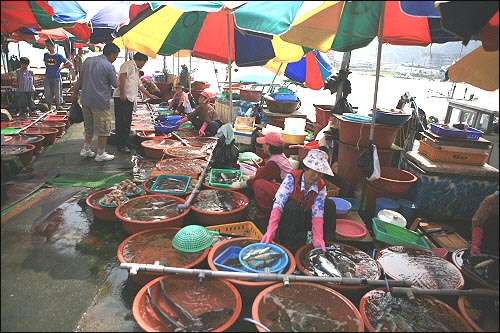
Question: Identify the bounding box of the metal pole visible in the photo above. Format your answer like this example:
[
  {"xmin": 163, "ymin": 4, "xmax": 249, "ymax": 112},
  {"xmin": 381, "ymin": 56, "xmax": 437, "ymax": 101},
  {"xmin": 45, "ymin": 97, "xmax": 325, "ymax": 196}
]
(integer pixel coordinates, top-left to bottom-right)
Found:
[
  {"xmin": 120, "ymin": 262, "xmax": 414, "ymax": 287},
  {"xmin": 189, "ymin": 52, "xmax": 192, "ymax": 93},
  {"xmin": 390, "ymin": 287, "xmax": 499, "ymax": 300},
  {"xmin": 226, "ymin": 8, "xmax": 233, "ymax": 123},
  {"xmin": 368, "ymin": 1, "xmax": 386, "ymax": 142}
]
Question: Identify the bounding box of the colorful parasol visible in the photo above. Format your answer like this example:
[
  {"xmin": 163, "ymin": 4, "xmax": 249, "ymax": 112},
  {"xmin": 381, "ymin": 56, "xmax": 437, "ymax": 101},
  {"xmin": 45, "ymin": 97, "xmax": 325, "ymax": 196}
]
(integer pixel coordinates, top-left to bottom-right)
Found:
[{"xmin": 265, "ymin": 50, "xmax": 333, "ymax": 90}]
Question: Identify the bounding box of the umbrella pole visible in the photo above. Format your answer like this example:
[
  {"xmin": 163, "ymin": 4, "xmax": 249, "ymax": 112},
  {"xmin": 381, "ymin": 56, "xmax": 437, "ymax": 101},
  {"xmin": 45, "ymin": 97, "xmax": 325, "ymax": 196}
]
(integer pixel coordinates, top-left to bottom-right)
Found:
[
  {"xmin": 189, "ymin": 52, "xmax": 192, "ymax": 93},
  {"xmin": 226, "ymin": 8, "xmax": 233, "ymax": 123},
  {"xmin": 120, "ymin": 262, "xmax": 413, "ymax": 288},
  {"xmin": 361, "ymin": 1, "xmax": 385, "ymax": 212}
]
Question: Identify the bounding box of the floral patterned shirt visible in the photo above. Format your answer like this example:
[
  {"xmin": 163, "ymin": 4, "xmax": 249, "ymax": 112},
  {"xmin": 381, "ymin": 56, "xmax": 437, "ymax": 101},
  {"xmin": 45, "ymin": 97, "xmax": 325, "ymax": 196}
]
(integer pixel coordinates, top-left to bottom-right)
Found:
[{"xmin": 272, "ymin": 173, "xmax": 327, "ymax": 219}]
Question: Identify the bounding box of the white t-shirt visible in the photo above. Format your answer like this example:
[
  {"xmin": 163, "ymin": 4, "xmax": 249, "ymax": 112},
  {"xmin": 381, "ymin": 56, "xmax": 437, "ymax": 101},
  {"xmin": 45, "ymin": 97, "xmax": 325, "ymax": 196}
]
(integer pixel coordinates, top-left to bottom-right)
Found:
[{"xmin": 112, "ymin": 60, "xmax": 143, "ymax": 102}]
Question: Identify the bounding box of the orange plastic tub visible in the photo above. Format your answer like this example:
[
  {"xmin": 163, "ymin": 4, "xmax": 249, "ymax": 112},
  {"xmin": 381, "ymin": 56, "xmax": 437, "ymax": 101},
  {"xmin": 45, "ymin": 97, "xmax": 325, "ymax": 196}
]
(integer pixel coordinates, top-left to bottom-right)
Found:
[
  {"xmin": 115, "ymin": 194, "xmax": 190, "ymax": 234},
  {"xmin": 133, "ymin": 275, "xmax": 241, "ymax": 332},
  {"xmin": 207, "ymin": 237, "xmax": 296, "ymax": 299},
  {"xmin": 190, "ymin": 189, "xmax": 249, "ymax": 226},
  {"xmin": 360, "ymin": 288, "xmax": 473, "ymax": 332},
  {"xmin": 295, "ymin": 242, "xmax": 380, "ymax": 301},
  {"xmin": 117, "ymin": 227, "xmax": 209, "ymax": 285},
  {"xmin": 20, "ymin": 127, "xmax": 58, "ymax": 146},
  {"xmin": 85, "ymin": 188, "xmax": 119, "ymax": 223},
  {"xmin": 252, "ymin": 282, "xmax": 364, "ymax": 332},
  {"xmin": 40, "ymin": 121, "xmax": 66, "ymax": 137},
  {"xmin": 458, "ymin": 289, "xmax": 499, "ymax": 332},
  {"xmin": 369, "ymin": 167, "xmax": 417, "ymax": 194},
  {"xmin": 336, "ymin": 114, "xmax": 400, "ymax": 149},
  {"xmin": 4, "ymin": 134, "xmax": 44, "ymax": 155}
]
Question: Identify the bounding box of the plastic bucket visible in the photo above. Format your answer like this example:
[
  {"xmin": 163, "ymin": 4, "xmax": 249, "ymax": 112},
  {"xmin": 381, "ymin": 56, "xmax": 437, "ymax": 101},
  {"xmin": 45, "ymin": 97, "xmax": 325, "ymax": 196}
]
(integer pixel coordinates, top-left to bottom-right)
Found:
[
  {"xmin": 284, "ymin": 117, "xmax": 306, "ymax": 134},
  {"xmin": 365, "ymin": 183, "xmax": 406, "ymax": 225},
  {"xmin": 314, "ymin": 104, "xmax": 334, "ymax": 127},
  {"xmin": 397, "ymin": 199, "xmax": 418, "ymax": 225},
  {"xmin": 375, "ymin": 197, "xmax": 400, "ymax": 216},
  {"xmin": 337, "ymin": 141, "xmax": 395, "ymax": 188}
]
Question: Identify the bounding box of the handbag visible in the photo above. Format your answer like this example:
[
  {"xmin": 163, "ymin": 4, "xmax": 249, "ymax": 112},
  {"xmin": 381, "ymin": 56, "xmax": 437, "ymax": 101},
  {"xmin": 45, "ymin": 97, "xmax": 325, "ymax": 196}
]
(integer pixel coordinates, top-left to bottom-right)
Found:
[{"xmin": 69, "ymin": 100, "xmax": 83, "ymax": 124}]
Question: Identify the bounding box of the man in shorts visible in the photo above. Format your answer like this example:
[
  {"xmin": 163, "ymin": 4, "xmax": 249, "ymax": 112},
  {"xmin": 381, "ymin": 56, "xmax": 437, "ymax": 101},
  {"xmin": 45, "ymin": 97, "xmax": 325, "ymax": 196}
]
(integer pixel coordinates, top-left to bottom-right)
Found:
[{"xmin": 71, "ymin": 43, "xmax": 119, "ymax": 162}]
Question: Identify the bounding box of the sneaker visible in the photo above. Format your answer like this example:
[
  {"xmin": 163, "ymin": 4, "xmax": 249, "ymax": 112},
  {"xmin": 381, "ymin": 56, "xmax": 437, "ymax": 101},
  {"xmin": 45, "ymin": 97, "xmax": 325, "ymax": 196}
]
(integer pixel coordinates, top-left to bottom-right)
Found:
[
  {"xmin": 95, "ymin": 152, "xmax": 115, "ymax": 162},
  {"xmin": 80, "ymin": 148, "xmax": 96, "ymax": 158}
]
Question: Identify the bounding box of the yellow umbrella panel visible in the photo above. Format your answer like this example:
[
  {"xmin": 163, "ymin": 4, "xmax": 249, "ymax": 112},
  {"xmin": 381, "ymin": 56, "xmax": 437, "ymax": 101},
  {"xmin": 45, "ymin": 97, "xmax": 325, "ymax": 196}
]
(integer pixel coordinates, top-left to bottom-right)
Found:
[{"xmin": 448, "ymin": 46, "xmax": 499, "ymax": 92}]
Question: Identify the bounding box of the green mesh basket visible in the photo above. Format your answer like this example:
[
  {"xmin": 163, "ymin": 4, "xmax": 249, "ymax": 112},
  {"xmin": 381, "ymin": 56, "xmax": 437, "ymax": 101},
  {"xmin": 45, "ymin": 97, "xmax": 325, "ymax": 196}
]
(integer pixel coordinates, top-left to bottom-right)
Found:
[{"xmin": 172, "ymin": 225, "xmax": 216, "ymax": 252}]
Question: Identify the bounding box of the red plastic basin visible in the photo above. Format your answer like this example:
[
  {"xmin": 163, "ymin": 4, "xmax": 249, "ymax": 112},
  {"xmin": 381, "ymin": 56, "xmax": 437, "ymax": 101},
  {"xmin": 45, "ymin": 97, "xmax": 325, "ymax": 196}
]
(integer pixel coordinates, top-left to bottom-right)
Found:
[
  {"xmin": 86, "ymin": 188, "xmax": 119, "ymax": 223},
  {"xmin": 116, "ymin": 194, "xmax": 190, "ymax": 234},
  {"xmin": 133, "ymin": 275, "xmax": 241, "ymax": 332},
  {"xmin": 252, "ymin": 282, "xmax": 364, "ymax": 332},
  {"xmin": 369, "ymin": 167, "xmax": 418, "ymax": 194},
  {"xmin": 117, "ymin": 227, "xmax": 209, "ymax": 285}
]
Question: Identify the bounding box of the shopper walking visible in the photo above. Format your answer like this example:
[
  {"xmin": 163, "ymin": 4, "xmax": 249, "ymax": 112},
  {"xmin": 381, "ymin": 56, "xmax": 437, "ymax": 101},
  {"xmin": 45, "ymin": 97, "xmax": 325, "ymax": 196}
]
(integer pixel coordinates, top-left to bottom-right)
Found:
[
  {"xmin": 113, "ymin": 52, "xmax": 158, "ymax": 153},
  {"xmin": 71, "ymin": 43, "xmax": 120, "ymax": 162}
]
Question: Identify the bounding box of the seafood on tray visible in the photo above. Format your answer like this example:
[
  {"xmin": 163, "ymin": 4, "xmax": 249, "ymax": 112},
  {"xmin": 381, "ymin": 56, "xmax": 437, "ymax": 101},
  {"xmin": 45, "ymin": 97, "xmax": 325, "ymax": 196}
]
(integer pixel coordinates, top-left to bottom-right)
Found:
[
  {"xmin": 101, "ymin": 190, "xmax": 128, "ymax": 206},
  {"xmin": 116, "ymin": 179, "xmax": 140, "ymax": 196}
]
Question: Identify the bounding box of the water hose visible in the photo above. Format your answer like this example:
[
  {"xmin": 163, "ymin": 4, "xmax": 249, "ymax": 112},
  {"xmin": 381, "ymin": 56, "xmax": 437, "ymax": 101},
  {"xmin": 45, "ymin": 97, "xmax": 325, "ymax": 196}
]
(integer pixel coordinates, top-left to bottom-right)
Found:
[
  {"xmin": 120, "ymin": 262, "xmax": 413, "ymax": 288},
  {"xmin": 244, "ymin": 318, "xmax": 270, "ymax": 332}
]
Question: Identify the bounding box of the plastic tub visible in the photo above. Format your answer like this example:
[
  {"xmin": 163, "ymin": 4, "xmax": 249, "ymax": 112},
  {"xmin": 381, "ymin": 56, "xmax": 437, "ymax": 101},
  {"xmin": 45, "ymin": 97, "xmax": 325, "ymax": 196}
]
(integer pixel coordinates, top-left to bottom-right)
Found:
[
  {"xmin": 337, "ymin": 140, "xmax": 395, "ymax": 188},
  {"xmin": 375, "ymin": 197, "xmax": 400, "ymax": 216},
  {"xmin": 190, "ymin": 189, "xmax": 249, "ymax": 226},
  {"xmin": 458, "ymin": 289, "xmax": 499, "ymax": 332},
  {"xmin": 117, "ymin": 227, "xmax": 209, "ymax": 285},
  {"xmin": 1, "ymin": 144, "xmax": 35, "ymax": 166},
  {"xmin": 141, "ymin": 138, "xmax": 182, "ymax": 159},
  {"xmin": 284, "ymin": 117, "xmax": 306, "ymax": 134},
  {"xmin": 364, "ymin": 183, "xmax": 406, "ymax": 222},
  {"xmin": 376, "ymin": 246, "xmax": 465, "ymax": 289},
  {"xmin": 336, "ymin": 114, "xmax": 400, "ymax": 149},
  {"xmin": 239, "ymin": 243, "xmax": 288, "ymax": 274},
  {"xmin": 85, "ymin": 188, "xmax": 118, "ymax": 223},
  {"xmin": 360, "ymin": 288, "xmax": 473, "ymax": 332},
  {"xmin": 39, "ymin": 121, "xmax": 66, "ymax": 137},
  {"xmin": 369, "ymin": 167, "xmax": 418, "ymax": 194},
  {"xmin": 252, "ymin": 282, "xmax": 364, "ymax": 332},
  {"xmin": 20, "ymin": 127, "xmax": 58, "ymax": 146},
  {"xmin": 374, "ymin": 110, "xmax": 411, "ymax": 126},
  {"xmin": 329, "ymin": 197, "xmax": 352, "ymax": 215},
  {"xmin": 295, "ymin": 242, "xmax": 380, "ymax": 297},
  {"xmin": 115, "ymin": 194, "xmax": 190, "ymax": 234},
  {"xmin": 207, "ymin": 237, "xmax": 295, "ymax": 299},
  {"xmin": 397, "ymin": 199, "xmax": 419, "ymax": 225},
  {"xmin": 133, "ymin": 275, "xmax": 242, "ymax": 332},
  {"xmin": 313, "ymin": 104, "xmax": 334, "ymax": 127},
  {"xmin": 4, "ymin": 134, "xmax": 44, "ymax": 155}
]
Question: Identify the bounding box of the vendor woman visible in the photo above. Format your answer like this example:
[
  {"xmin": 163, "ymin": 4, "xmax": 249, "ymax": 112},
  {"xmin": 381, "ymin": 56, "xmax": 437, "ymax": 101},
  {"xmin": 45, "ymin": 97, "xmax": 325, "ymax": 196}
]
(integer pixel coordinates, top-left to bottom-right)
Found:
[
  {"xmin": 176, "ymin": 91, "xmax": 222, "ymax": 137},
  {"xmin": 230, "ymin": 132, "xmax": 293, "ymax": 219},
  {"xmin": 261, "ymin": 149, "xmax": 336, "ymax": 253}
]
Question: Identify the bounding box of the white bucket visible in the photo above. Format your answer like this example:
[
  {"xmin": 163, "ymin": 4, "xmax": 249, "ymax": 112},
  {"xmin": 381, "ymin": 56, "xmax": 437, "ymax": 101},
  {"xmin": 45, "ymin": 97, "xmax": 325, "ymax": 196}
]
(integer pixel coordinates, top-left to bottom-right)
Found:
[{"xmin": 284, "ymin": 117, "xmax": 306, "ymax": 134}]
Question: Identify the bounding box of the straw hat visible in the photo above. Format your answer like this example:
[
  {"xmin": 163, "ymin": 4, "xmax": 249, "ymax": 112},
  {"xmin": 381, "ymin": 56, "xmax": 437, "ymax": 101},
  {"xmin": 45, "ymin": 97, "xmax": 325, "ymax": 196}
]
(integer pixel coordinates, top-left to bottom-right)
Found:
[{"xmin": 302, "ymin": 149, "xmax": 334, "ymax": 176}]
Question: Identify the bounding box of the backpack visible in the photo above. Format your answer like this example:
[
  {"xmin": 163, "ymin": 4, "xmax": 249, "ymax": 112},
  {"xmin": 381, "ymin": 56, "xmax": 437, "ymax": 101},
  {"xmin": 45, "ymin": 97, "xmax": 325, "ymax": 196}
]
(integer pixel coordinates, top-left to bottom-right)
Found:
[{"xmin": 211, "ymin": 137, "xmax": 239, "ymax": 169}]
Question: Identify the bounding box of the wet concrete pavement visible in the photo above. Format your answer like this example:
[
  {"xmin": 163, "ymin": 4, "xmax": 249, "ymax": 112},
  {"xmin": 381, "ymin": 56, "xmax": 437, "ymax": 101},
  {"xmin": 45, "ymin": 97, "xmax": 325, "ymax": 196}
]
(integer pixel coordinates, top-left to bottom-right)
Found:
[
  {"xmin": 1, "ymin": 120, "xmax": 140, "ymax": 332},
  {"xmin": 1, "ymin": 119, "xmax": 260, "ymax": 332}
]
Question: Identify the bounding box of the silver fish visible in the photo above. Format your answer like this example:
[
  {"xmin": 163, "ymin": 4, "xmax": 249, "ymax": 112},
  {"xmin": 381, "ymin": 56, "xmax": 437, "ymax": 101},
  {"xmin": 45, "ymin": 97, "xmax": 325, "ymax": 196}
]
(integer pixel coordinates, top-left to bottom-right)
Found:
[
  {"xmin": 315, "ymin": 254, "xmax": 342, "ymax": 278},
  {"xmin": 242, "ymin": 246, "xmax": 271, "ymax": 260}
]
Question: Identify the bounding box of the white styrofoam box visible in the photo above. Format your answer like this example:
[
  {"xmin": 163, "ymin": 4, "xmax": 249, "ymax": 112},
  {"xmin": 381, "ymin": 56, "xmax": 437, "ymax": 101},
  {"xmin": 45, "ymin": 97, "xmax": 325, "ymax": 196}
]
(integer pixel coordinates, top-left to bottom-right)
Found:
[{"xmin": 234, "ymin": 130, "xmax": 253, "ymax": 145}]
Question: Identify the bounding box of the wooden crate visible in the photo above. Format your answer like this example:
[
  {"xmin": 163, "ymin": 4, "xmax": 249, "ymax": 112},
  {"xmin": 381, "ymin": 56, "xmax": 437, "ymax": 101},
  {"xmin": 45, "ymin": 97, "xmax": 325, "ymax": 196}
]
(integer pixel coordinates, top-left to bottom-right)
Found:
[{"xmin": 418, "ymin": 140, "xmax": 488, "ymax": 166}]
